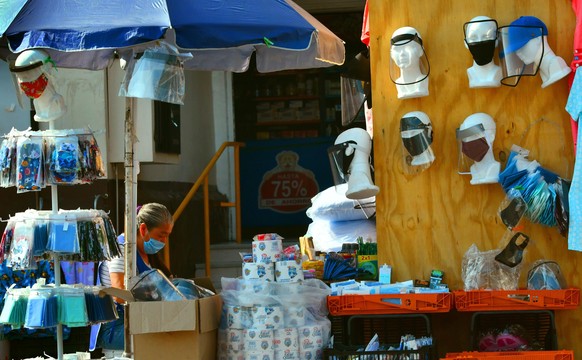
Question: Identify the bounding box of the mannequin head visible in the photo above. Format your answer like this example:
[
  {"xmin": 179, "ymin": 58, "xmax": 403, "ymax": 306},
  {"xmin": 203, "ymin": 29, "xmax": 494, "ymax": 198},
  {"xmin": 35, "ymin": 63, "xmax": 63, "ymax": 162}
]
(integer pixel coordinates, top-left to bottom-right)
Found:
[
  {"xmin": 464, "ymin": 16, "xmax": 502, "ymax": 88},
  {"xmin": 400, "ymin": 111, "xmax": 435, "ymax": 167},
  {"xmin": 458, "ymin": 112, "xmax": 500, "ymax": 184},
  {"xmin": 504, "ymin": 16, "xmax": 571, "ymax": 87},
  {"xmin": 390, "ymin": 26, "xmax": 429, "ymax": 99},
  {"xmin": 10, "ymin": 49, "xmax": 66, "ymax": 122}
]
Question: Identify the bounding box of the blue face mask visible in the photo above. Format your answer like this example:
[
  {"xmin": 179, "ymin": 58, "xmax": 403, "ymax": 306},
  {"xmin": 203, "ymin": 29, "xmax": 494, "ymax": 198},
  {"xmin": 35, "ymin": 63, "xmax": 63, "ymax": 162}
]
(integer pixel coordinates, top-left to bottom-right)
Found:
[{"xmin": 144, "ymin": 238, "xmax": 165, "ymax": 254}]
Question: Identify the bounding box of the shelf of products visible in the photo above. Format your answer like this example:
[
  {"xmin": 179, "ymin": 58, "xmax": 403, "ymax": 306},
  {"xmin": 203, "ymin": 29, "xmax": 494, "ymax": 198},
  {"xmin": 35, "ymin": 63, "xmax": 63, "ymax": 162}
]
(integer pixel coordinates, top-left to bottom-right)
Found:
[{"xmin": 234, "ymin": 69, "xmax": 343, "ymax": 141}]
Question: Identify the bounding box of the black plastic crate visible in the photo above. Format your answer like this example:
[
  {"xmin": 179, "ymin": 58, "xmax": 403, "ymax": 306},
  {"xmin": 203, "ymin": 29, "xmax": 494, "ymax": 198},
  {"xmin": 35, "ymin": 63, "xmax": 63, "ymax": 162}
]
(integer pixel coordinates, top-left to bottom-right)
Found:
[
  {"xmin": 346, "ymin": 314, "xmax": 432, "ymax": 346},
  {"xmin": 470, "ymin": 310, "xmax": 557, "ymax": 351},
  {"xmin": 324, "ymin": 344, "xmax": 432, "ymax": 360}
]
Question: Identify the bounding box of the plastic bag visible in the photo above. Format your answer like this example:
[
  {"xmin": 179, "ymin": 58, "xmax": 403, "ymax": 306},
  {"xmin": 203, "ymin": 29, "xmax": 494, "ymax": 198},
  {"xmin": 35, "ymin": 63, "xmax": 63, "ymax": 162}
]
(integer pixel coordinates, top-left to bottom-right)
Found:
[
  {"xmin": 129, "ymin": 269, "xmax": 185, "ymax": 301},
  {"xmin": 119, "ymin": 42, "xmax": 192, "ymax": 105},
  {"xmin": 527, "ymin": 260, "xmax": 567, "ymax": 290},
  {"xmin": 461, "ymin": 243, "xmax": 523, "ymax": 290},
  {"xmin": 16, "ymin": 135, "xmax": 44, "ymax": 193}
]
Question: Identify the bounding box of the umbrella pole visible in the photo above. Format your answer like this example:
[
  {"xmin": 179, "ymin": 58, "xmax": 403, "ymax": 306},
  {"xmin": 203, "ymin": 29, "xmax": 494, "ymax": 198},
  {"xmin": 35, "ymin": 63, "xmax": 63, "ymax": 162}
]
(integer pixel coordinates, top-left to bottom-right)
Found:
[{"xmin": 123, "ymin": 97, "xmax": 137, "ymax": 358}]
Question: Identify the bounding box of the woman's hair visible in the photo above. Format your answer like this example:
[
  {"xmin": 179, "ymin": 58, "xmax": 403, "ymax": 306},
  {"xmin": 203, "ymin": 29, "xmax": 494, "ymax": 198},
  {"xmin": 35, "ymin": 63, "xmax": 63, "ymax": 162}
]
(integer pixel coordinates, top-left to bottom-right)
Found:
[{"xmin": 136, "ymin": 203, "xmax": 173, "ymax": 230}]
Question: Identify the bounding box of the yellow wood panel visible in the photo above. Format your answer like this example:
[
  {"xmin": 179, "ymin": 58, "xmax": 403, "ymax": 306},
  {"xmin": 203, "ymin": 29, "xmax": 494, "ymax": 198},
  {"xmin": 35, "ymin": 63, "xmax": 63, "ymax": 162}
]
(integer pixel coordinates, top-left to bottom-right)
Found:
[{"xmin": 369, "ymin": 0, "xmax": 582, "ymax": 355}]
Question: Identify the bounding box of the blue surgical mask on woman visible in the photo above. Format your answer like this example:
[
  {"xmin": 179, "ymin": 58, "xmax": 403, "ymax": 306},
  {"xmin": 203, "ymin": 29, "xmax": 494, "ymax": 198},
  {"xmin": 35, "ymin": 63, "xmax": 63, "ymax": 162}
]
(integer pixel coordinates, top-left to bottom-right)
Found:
[{"xmin": 144, "ymin": 237, "xmax": 165, "ymax": 254}]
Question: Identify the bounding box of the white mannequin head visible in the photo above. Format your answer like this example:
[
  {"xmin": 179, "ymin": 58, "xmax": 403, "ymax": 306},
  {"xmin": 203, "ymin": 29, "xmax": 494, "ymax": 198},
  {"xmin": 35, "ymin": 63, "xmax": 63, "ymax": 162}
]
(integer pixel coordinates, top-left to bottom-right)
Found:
[
  {"xmin": 459, "ymin": 112, "xmax": 500, "ymax": 184},
  {"xmin": 390, "ymin": 26, "xmax": 429, "ymax": 99},
  {"xmin": 506, "ymin": 16, "xmax": 571, "ymax": 88},
  {"xmin": 464, "ymin": 16, "xmax": 502, "ymax": 88},
  {"xmin": 11, "ymin": 49, "xmax": 66, "ymax": 122},
  {"xmin": 333, "ymin": 128, "xmax": 379, "ymax": 199},
  {"xmin": 400, "ymin": 111, "xmax": 435, "ymax": 167}
]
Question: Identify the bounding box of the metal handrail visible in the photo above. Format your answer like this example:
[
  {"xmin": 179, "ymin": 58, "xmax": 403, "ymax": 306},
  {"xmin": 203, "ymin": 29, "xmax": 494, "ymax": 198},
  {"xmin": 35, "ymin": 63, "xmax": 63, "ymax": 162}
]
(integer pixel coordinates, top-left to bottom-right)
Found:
[{"xmin": 170, "ymin": 141, "xmax": 244, "ymax": 276}]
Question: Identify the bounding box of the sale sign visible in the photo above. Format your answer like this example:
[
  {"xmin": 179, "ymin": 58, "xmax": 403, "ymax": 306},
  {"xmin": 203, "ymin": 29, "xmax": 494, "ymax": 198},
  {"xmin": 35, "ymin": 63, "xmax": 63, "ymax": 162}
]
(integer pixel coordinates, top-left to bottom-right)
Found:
[{"xmin": 259, "ymin": 150, "xmax": 319, "ymax": 213}]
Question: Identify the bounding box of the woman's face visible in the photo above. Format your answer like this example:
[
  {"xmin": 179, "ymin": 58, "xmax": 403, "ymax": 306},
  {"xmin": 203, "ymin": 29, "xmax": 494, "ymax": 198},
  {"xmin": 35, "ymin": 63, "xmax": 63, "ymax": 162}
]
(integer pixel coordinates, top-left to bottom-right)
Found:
[{"xmin": 141, "ymin": 222, "xmax": 174, "ymax": 243}]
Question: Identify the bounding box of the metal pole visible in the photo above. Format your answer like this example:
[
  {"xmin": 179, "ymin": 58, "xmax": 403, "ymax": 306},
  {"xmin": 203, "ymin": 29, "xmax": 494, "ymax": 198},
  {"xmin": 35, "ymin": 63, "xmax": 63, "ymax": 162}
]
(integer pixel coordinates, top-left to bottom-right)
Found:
[{"xmin": 123, "ymin": 97, "xmax": 136, "ymax": 358}]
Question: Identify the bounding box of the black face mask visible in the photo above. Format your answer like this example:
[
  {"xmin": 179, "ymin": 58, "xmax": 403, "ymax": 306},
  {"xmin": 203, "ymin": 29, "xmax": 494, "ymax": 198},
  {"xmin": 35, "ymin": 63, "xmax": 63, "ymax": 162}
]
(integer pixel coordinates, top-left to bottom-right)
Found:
[{"xmin": 466, "ymin": 39, "xmax": 497, "ymax": 66}]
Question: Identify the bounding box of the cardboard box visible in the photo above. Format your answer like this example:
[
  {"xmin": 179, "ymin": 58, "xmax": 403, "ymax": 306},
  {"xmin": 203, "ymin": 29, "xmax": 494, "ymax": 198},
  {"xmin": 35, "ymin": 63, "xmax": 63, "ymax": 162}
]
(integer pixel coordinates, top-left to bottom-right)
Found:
[{"xmin": 103, "ymin": 278, "xmax": 222, "ymax": 360}]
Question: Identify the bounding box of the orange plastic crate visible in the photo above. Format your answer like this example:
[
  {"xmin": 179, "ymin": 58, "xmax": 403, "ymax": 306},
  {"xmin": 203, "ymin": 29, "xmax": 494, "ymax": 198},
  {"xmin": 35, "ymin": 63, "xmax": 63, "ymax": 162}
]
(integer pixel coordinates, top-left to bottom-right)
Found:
[
  {"xmin": 454, "ymin": 289, "xmax": 580, "ymax": 311},
  {"xmin": 327, "ymin": 292, "xmax": 452, "ymax": 315},
  {"xmin": 443, "ymin": 350, "xmax": 574, "ymax": 360}
]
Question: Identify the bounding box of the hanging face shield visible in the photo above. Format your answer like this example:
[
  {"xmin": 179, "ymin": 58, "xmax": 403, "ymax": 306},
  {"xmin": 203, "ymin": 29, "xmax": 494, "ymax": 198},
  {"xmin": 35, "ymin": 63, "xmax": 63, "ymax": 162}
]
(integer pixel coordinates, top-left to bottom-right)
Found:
[
  {"xmin": 340, "ymin": 49, "xmax": 371, "ymax": 127},
  {"xmin": 464, "ymin": 18, "xmax": 498, "ymax": 66},
  {"xmin": 389, "ymin": 27, "xmax": 430, "ymax": 98},
  {"xmin": 498, "ymin": 17, "xmax": 546, "ymax": 87},
  {"xmin": 119, "ymin": 42, "xmax": 192, "ymax": 105},
  {"xmin": 9, "ymin": 49, "xmax": 67, "ymax": 122},
  {"xmin": 328, "ymin": 127, "xmax": 379, "ymax": 200},
  {"xmin": 400, "ymin": 111, "xmax": 435, "ymax": 173}
]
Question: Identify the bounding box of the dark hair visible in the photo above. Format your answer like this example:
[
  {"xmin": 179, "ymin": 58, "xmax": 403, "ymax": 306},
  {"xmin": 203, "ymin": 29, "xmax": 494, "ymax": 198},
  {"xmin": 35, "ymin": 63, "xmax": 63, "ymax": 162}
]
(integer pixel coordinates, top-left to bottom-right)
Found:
[{"xmin": 136, "ymin": 203, "xmax": 173, "ymax": 230}]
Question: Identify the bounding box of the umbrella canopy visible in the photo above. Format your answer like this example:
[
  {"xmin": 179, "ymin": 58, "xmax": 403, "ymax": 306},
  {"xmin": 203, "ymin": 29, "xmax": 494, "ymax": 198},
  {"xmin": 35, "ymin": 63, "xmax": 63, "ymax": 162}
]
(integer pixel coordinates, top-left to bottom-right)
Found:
[{"xmin": 1, "ymin": 0, "xmax": 345, "ymax": 72}]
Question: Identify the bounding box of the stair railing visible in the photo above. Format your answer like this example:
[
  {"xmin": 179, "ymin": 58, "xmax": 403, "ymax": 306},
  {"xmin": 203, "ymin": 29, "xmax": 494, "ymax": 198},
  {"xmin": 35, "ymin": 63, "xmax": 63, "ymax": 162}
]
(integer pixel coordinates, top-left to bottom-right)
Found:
[{"xmin": 171, "ymin": 141, "xmax": 244, "ymax": 276}]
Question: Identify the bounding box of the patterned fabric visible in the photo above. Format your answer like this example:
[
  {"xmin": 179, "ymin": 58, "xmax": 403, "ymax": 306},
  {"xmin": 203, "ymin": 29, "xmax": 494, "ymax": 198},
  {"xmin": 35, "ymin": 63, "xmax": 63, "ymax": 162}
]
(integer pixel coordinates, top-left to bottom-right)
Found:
[{"xmin": 568, "ymin": 127, "xmax": 582, "ymax": 251}]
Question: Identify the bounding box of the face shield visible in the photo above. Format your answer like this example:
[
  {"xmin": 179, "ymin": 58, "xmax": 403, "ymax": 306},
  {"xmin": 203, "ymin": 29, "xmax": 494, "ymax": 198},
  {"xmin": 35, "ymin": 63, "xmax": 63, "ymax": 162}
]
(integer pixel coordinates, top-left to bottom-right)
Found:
[
  {"xmin": 389, "ymin": 32, "xmax": 430, "ymax": 86},
  {"xmin": 119, "ymin": 43, "xmax": 192, "ymax": 105},
  {"xmin": 9, "ymin": 54, "xmax": 56, "ymax": 109},
  {"xmin": 341, "ymin": 49, "xmax": 371, "ymax": 126},
  {"xmin": 327, "ymin": 128, "xmax": 379, "ymax": 200},
  {"xmin": 498, "ymin": 25, "xmax": 544, "ymax": 86},
  {"xmin": 464, "ymin": 19, "xmax": 498, "ymax": 66},
  {"xmin": 400, "ymin": 115, "xmax": 434, "ymax": 172},
  {"xmin": 456, "ymin": 123, "xmax": 489, "ymax": 174}
]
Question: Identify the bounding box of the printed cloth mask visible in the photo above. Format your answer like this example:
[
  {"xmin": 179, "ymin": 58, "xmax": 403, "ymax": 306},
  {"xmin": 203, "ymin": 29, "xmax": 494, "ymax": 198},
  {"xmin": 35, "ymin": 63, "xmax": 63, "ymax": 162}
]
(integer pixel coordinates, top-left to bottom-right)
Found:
[
  {"xmin": 467, "ymin": 40, "xmax": 497, "ymax": 66},
  {"xmin": 462, "ymin": 137, "xmax": 489, "ymax": 162},
  {"xmin": 144, "ymin": 237, "xmax": 165, "ymax": 254},
  {"xmin": 19, "ymin": 73, "xmax": 49, "ymax": 99},
  {"xmin": 400, "ymin": 116, "xmax": 433, "ymax": 157}
]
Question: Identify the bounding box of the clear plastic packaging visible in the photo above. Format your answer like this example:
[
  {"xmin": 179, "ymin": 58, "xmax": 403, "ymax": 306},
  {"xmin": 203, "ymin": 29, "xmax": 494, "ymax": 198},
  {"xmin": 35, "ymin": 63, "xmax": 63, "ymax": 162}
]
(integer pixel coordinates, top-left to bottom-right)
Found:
[
  {"xmin": 527, "ymin": 260, "xmax": 567, "ymax": 290},
  {"xmin": 129, "ymin": 269, "xmax": 186, "ymax": 301},
  {"xmin": 0, "ymin": 133, "xmax": 18, "ymax": 188},
  {"xmin": 16, "ymin": 134, "xmax": 44, "ymax": 193},
  {"xmin": 461, "ymin": 243, "xmax": 523, "ymax": 291}
]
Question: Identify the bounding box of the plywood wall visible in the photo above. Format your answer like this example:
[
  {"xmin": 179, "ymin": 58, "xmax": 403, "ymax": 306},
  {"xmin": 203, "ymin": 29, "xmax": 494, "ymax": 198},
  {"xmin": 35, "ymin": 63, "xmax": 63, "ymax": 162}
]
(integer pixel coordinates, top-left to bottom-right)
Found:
[{"xmin": 368, "ymin": 0, "xmax": 582, "ymax": 354}]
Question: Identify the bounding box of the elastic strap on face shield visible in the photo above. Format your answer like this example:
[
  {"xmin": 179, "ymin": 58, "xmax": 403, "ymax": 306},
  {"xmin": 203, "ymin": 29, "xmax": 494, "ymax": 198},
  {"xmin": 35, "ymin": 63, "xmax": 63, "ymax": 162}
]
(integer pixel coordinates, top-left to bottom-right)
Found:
[
  {"xmin": 391, "ymin": 33, "xmax": 423, "ymax": 47},
  {"xmin": 9, "ymin": 56, "xmax": 56, "ymax": 73},
  {"xmin": 456, "ymin": 123, "xmax": 485, "ymax": 140}
]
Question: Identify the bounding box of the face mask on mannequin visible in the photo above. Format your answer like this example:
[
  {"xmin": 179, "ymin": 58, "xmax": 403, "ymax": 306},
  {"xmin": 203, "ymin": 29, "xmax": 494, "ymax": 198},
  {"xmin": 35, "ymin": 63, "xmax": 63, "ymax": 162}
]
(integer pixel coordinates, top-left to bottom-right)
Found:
[
  {"xmin": 144, "ymin": 235, "xmax": 166, "ymax": 254},
  {"xmin": 400, "ymin": 116, "xmax": 433, "ymax": 156},
  {"xmin": 467, "ymin": 40, "xmax": 496, "ymax": 66},
  {"xmin": 19, "ymin": 73, "xmax": 49, "ymax": 99},
  {"xmin": 462, "ymin": 137, "xmax": 490, "ymax": 162}
]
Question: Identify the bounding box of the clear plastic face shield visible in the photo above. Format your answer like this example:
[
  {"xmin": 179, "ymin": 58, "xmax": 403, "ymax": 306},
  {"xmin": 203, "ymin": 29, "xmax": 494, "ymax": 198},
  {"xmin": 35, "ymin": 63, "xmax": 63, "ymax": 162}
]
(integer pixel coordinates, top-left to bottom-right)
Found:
[
  {"xmin": 498, "ymin": 26, "xmax": 544, "ymax": 86},
  {"xmin": 456, "ymin": 123, "xmax": 488, "ymax": 174},
  {"xmin": 400, "ymin": 114, "xmax": 434, "ymax": 173},
  {"xmin": 9, "ymin": 54, "xmax": 56, "ymax": 109},
  {"xmin": 464, "ymin": 19, "xmax": 498, "ymax": 66},
  {"xmin": 327, "ymin": 128, "xmax": 379, "ymax": 201},
  {"xmin": 119, "ymin": 42, "xmax": 192, "ymax": 105},
  {"xmin": 341, "ymin": 49, "xmax": 371, "ymax": 126},
  {"xmin": 389, "ymin": 32, "xmax": 430, "ymax": 86}
]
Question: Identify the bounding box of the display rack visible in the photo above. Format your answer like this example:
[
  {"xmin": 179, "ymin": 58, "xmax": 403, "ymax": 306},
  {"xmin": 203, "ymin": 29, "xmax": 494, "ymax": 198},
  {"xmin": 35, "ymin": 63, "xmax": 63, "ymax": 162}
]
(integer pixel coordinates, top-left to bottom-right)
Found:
[{"xmin": 1, "ymin": 124, "xmax": 110, "ymax": 360}]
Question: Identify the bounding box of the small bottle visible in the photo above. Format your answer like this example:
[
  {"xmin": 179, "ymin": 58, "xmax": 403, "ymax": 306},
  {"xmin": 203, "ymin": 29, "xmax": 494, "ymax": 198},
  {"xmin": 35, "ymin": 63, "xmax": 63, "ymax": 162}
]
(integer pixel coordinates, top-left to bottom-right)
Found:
[{"xmin": 379, "ymin": 263, "xmax": 392, "ymax": 284}]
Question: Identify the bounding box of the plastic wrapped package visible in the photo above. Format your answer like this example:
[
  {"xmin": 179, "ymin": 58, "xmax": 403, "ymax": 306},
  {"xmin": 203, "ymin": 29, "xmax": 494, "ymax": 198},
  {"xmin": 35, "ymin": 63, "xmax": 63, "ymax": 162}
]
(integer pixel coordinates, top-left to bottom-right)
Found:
[
  {"xmin": 128, "ymin": 269, "xmax": 186, "ymax": 301},
  {"xmin": 0, "ymin": 134, "xmax": 17, "ymax": 188},
  {"xmin": 0, "ymin": 220, "xmax": 16, "ymax": 260},
  {"xmin": 219, "ymin": 278, "xmax": 332, "ymax": 359},
  {"xmin": 46, "ymin": 215, "xmax": 79, "ymax": 254},
  {"xmin": 16, "ymin": 135, "xmax": 44, "ymax": 192},
  {"xmin": 306, "ymin": 218, "xmax": 376, "ymax": 253},
  {"xmin": 77, "ymin": 133, "xmax": 105, "ymax": 182},
  {"xmin": 7, "ymin": 220, "xmax": 36, "ymax": 270},
  {"xmin": 46, "ymin": 135, "xmax": 80, "ymax": 185},
  {"xmin": 527, "ymin": 260, "xmax": 567, "ymax": 290},
  {"xmin": 119, "ymin": 42, "xmax": 192, "ymax": 105},
  {"xmin": 461, "ymin": 243, "xmax": 523, "ymax": 290}
]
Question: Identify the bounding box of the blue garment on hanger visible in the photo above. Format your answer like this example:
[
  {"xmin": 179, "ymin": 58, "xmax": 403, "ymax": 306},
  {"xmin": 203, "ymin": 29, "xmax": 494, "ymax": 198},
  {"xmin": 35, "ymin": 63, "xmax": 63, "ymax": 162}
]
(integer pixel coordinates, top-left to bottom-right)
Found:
[{"xmin": 568, "ymin": 127, "xmax": 582, "ymax": 250}]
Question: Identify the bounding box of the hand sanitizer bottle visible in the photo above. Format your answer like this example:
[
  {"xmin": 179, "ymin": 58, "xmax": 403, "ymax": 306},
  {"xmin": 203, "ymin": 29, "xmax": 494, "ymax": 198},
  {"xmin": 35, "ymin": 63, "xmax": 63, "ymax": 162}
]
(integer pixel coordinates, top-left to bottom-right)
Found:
[{"xmin": 379, "ymin": 263, "xmax": 392, "ymax": 284}]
